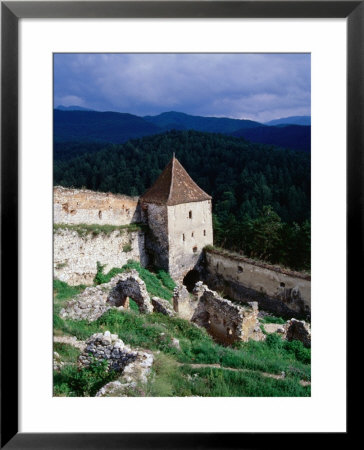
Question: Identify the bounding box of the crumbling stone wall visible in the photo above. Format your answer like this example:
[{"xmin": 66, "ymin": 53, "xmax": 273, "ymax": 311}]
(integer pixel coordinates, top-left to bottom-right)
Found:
[
  {"xmin": 79, "ymin": 331, "xmax": 138, "ymax": 372},
  {"xmin": 54, "ymin": 186, "xmax": 141, "ymax": 225},
  {"xmin": 204, "ymin": 249, "xmax": 311, "ymax": 319},
  {"xmin": 107, "ymin": 270, "xmax": 153, "ymax": 314},
  {"xmin": 60, "ymin": 270, "xmax": 172, "ymax": 321},
  {"xmin": 285, "ymin": 319, "xmax": 311, "ymax": 347},
  {"xmin": 173, "ymin": 281, "xmax": 264, "ymax": 344},
  {"xmin": 54, "ymin": 227, "xmax": 148, "ymax": 285}
]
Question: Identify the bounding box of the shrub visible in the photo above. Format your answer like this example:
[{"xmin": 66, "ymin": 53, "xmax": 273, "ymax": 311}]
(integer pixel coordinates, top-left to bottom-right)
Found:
[
  {"xmin": 122, "ymin": 243, "xmax": 132, "ymax": 253},
  {"xmin": 284, "ymin": 340, "xmax": 311, "ymax": 364},
  {"xmin": 54, "ymin": 357, "xmax": 117, "ymax": 397}
]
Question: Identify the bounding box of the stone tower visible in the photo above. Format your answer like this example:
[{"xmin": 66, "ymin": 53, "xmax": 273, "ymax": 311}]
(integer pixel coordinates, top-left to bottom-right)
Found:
[{"xmin": 140, "ymin": 155, "xmax": 213, "ymax": 281}]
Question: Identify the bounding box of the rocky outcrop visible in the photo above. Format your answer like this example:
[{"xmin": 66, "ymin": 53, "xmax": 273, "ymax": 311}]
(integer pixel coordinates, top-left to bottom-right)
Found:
[{"xmin": 285, "ymin": 319, "xmax": 311, "ymax": 347}]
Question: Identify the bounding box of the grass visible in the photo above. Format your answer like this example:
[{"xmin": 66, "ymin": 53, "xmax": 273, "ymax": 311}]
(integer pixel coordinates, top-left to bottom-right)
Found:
[
  {"xmin": 54, "ymin": 358, "xmax": 118, "ymax": 397},
  {"xmin": 93, "ymin": 260, "xmax": 175, "ymax": 301},
  {"xmin": 122, "ymin": 243, "xmax": 132, "ymax": 253},
  {"xmin": 260, "ymin": 315, "xmax": 286, "ymax": 325},
  {"xmin": 53, "ymin": 279, "xmax": 87, "ymax": 314},
  {"xmin": 53, "ymin": 264, "xmax": 310, "ymax": 397},
  {"xmin": 54, "ymin": 222, "xmax": 146, "ymax": 238},
  {"xmin": 53, "ymin": 342, "xmax": 80, "ymax": 363},
  {"xmin": 54, "ymin": 307, "xmax": 310, "ymax": 382}
]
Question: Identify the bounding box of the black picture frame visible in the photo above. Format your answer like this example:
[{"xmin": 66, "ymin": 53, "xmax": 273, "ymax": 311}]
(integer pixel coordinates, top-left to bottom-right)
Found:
[{"xmin": 1, "ymin": 1, "xmax": 358, "ymax": 448}]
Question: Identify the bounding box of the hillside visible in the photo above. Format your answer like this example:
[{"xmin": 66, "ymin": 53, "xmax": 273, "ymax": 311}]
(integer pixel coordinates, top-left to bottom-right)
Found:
[
  {"xmin": 53, "ymin": 261, "xmax": 311, "ymax": 397},
  {"xmin": 54, "ymin": 109, "xmax": 311, "ymax": 151},
  {"xmin": 143, "ymin": 111, "xmax": 262, "ymax": 133},
  {"xmin": 54, "ymin": 110, "xmax": 160, "ymax": 143},
  {"xmin": 232, "ymin": 124, "xmax": 310, "ymax": 152},
  {"xmin": 265, "ymin": 116, "xmax": 311, "ymax": 126}
]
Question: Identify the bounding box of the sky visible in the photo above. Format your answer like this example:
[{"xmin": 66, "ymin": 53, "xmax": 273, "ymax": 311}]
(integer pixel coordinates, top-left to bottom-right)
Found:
[{"xmin": 54, "ymin": 53, "xmax": 310, "ymax": 123}]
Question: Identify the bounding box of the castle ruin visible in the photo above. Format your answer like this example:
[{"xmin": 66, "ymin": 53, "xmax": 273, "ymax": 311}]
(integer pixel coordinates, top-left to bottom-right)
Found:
[{"xmin": 54, "ymin": 156, "xmax": 311, "ymax": 319}]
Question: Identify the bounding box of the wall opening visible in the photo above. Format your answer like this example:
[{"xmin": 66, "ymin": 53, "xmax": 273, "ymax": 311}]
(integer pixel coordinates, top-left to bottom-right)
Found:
[
  {"xmin": 238, "ymin": 265, "xmax": 243, "ymax": 273},
  {"xmin": 183, "ymin": 269, "xmax": 201, "ymax": 292},
  {"xmin": 280, "ymin": 282, "xmax": 286, "ymax": 287},
  {"xmin": 204, "ymin": 230, "xmax": 206, "ymax": 236},
  {"xmin": 98, "ymin": 210, "xmax": 102, "ymax": 219},
  {"xmin": 189, "ymin": 211, "xmax": 192, "ymax": 219},
  {"xmin": 182, "ymin": 233, "xmax": 185, "ymax": 241},
  {"xmin": 193, "ymin": 246, "xmax": 198, "ymax": 253},
  {"xmin": 191, "ymin": 232, "xmax": 194, "ymax": 237}
]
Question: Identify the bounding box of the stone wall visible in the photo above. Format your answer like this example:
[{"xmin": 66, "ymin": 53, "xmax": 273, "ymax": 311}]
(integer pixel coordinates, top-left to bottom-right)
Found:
[
  {"xmin": 54, "ymin": 186, "xmax": 141, "ymax": 225},
  {"xmin": 168, "ymin": 200, "xmax": 213, "ymax": 281},
  {"xmin": 142, "ymin": 203, "xmax": 169, "ymax": 271},
  {"xmin": 54, "ymin": 226, "xmax": 148, "ymax": 285},
  {"xmin": 203, "ymin": 249, "xmax": 311, "ymax": 319},
  {"xmin": 173, "ymin": 282, "xmax": 264, "ymax": 344}
]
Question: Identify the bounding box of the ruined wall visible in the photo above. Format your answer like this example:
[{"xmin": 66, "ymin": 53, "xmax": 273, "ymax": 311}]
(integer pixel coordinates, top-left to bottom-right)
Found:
[
  {"xmin": 203, "ymin": 249, "xmax": 311, "ymax": 319},
  {"xmin": 167, "ymin": 200, "xmax": 213, "ymax": 281},
  {"xmin": 54, "ymin": 186, "xmax": 142, "ymax": 225},
  {"xmin": 173, "ymin": 282, "xmax": 264, "ymax": 344},
  {"xmin": 54, "ymin": 227, "xmax": 148, "ymax": 285}
]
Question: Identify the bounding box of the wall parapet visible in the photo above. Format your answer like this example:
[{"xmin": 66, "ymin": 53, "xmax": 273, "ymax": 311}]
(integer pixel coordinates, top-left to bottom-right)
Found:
[
  {"xmin": 203, "ymin": 247, "xmax": 311, "ymax": 319},
  {"xmin": 54, "ymin": 186, "xmax": 142, "ymax": 225},
  {"xmin": 204, "ymin": 246, "xmax": 310, "ymax": 281}
]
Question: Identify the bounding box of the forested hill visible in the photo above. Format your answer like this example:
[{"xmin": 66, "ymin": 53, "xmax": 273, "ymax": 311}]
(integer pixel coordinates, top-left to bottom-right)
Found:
[
  {"xmin": 54, "ymin": 130, "xmax": 310, "ymax": 270},
  {"xmin": 54, "ymin": 109, "xmax": 310, "ymax": 151},
  {"xmin": 54, "ymin": 130, "xmax": 310, "ymax": 223}
]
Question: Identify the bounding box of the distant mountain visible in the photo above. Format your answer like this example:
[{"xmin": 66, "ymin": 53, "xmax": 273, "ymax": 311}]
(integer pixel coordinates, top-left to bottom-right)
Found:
[
  {"xmin": 54, "ymin": 109, "xmax": 310, "ymax": 151},
  {"xmin": 56, "ymin": 105, "xmax": 95, "ymax": 112},
  {"xmin": 265, "ymin": 116, "xmax": 311, "ymax": 126},
  {"xmin": 143, "ymin": 111, "xmax": 262, "ymax": 133},
  {"xmin": 54, "ymin": 110, "xmax": 161, "ymax": 143},
  {"xmin": 233, "ymin": 124, "xmax": 310, "ymax": 152}
]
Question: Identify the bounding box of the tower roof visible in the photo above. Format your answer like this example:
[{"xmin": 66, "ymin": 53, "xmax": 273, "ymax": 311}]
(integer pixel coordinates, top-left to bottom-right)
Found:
[{"xmin": 141, "ymin": 156, "xmax": 212, "ymax": 206}]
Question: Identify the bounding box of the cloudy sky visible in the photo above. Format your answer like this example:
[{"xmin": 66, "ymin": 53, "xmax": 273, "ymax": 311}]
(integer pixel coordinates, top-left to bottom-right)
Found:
[{"xmin": 54, "ymin": 53, "xmax": 310, "ymax": 122}]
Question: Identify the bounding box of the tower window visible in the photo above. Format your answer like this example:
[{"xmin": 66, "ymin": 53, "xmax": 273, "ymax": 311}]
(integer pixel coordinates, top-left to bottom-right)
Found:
[
  {"xmin": 182, "ymin": 234, "xmax": 185, "ymax": 241},
  {"xmin": 203, "ymin": 230, "xmax": 206, "ymax": 236},
  {"xmin": 98, "ymin": 210, "xmax": 102, "ymax": 219},
  {"xmin": 189, "ymin": 211, "xmax": 192, "ymax": 219},
  {"xmin": 191, "ymin": 232, "xmax": 194, "ymax": 237},
  {"xmin": 193, "ymin": 246, "xmax": 198, "ymax": 253}
]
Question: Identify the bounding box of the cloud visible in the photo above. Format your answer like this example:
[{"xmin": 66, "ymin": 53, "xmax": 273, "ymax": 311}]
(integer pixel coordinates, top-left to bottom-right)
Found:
[{"xmin": 53, "ymin": 53, "xmax": 310, "ymax": 121}]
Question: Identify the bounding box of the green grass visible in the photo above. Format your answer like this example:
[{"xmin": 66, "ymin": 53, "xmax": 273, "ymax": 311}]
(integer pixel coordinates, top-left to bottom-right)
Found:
[
  {"xmin": 54, "ymin": 307, "xmax": 310, "ymax": 382},
  {"xmin": 53, "ymin": 265, "xmax": 310, "ymax": 397},
  {"xmin": 260, "ymin": 315, "xmax": 286, "ymax": 325},
  {"xmin": 54, "ymin": 358, "xmax": 118, "ymax": 397},
  {"xmin": 122, "ymin": 243, "xmax": 132, "ymax": 252},
  {"xmin": 54, "ymin": 222, "xmax": 145, "ymax": 238},
  {"xmin": 53, "ymin": 279, "xmax": 87, "ymax": 314},
  {"xmin": 93, "ymin": 260, "xmax": 174, "ymax": 301},
  {"xmin": 53, "ymin": 343, "xmax": 80, "ymax": 363}
]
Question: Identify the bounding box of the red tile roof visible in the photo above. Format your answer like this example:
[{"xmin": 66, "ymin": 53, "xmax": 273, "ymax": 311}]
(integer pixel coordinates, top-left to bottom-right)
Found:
[{"xmin": 141, "ymin": 156, "xmax": 211, "ymax": 206}]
